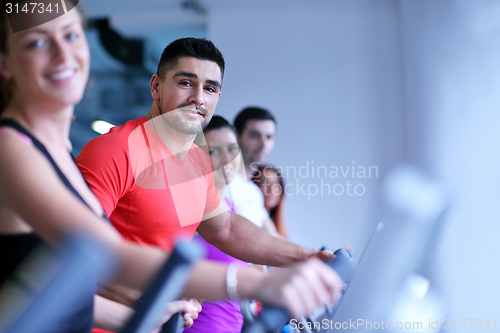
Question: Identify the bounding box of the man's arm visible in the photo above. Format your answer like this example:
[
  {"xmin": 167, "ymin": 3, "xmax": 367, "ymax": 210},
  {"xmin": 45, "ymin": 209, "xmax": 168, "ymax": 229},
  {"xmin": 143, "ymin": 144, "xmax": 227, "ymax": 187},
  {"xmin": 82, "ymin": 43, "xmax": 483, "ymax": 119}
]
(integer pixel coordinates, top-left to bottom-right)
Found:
[
  {"xmin": 93, "ymin": 295, "xmax": 201, "ymax": 331},
  {"xmin": 262, "ymin": 217, "xmax": 281, "ymax": 238},
  {"xmin": 97, "ymin": 285, "xmax": 141, "ymax": 308},
  {"xmin": 197, "ymin": 211, "xmax": 332, "ymax": 266}
]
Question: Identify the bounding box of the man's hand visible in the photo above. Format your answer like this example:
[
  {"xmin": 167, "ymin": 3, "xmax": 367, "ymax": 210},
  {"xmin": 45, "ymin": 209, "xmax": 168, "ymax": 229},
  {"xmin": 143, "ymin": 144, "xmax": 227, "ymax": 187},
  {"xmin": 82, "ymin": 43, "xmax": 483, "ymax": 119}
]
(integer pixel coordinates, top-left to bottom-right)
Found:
[
  {"xmin": 151, "ymin": 299, "xmax": 202, "ymax": 333},
  {"xmin": 97, "ymin": 286, "xmax": 202, "ymax": 331},
  {"xmin": 181, "ymin": 299, "xmax": 202, "ymax": 327},
  {"xmin": 312, "ymin": 249, "xmax": 335, "ymax": 261},
  {"xmin": 313, "ymin": 246, "xmax": 354, "ymax": 261}
]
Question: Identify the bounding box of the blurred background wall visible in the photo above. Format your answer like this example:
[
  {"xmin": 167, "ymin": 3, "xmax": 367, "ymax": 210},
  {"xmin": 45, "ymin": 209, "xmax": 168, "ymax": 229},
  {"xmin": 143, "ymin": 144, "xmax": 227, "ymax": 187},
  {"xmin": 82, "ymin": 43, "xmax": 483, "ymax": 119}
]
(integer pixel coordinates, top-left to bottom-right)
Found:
[
  {"xmin": 77, "ymin": 0, "xmax": 500, "ymax": 329},
  {"xmin": 398, "ymin": 0, "xmax": 500, "ymax": 323}
]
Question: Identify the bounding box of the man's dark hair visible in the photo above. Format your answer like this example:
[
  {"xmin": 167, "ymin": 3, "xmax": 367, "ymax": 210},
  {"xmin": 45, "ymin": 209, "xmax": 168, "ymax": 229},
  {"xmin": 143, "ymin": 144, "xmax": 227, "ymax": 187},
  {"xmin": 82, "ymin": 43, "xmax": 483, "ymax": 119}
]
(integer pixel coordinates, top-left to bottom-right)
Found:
[
  {"xmin": 156, "ymin": 37, "xmax": 225, "ymax": 81},
  {"xmin": 204, "ymin": 115, "xmax": 235, "ymax": 135},
  {"xmin": 233, "ymin": 107, "xmax": 276, "ymax": 136}
]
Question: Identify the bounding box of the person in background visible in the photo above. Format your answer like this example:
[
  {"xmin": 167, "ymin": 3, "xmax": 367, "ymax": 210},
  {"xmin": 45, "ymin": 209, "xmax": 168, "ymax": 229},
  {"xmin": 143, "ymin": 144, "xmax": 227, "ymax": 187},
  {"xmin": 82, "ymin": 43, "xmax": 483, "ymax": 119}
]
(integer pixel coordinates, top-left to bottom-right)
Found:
[
  {"xmin": 187, "ymin": 115, "xmax": 249, "ymax": 333},
  {"xmin": 231, "ymin": 107, "xmax": 281, "ymax": 235},
  {"xmin": 252, "ymin": 165, "xmax": 289, "ymax": 238},
  {"xmin": 234, "ymin": 107, "xmax": 276, "ymax": 180}
]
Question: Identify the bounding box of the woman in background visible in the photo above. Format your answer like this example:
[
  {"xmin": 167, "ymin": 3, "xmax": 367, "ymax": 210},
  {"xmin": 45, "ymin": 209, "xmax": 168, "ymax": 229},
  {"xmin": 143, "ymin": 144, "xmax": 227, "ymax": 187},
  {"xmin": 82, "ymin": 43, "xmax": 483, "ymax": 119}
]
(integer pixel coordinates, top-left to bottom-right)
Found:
[
  {"xmin": 253, "ymin": 165, "xmax": 289, "ymax": 238},
  {"xmin": 188, "ymin": 116, "xmax": 249, "ymax": 333}
]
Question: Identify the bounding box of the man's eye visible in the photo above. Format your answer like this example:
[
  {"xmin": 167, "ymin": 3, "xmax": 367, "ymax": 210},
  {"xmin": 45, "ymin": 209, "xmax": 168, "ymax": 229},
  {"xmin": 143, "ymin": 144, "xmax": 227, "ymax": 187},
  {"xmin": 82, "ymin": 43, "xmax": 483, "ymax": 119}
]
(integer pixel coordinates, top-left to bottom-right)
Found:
[
  {"xmin": 180, "ymin": 81, "xmax": 192, "ymax": 87},
  {"xmin": 209, "ymin": 149, "xmax": 219, "ymax": 156},
  {"xmin": 28, "ymin": 39, "xmax": 45, "ymax": 49},
  {"xmin": 205, "ymin": 86, "xmax": 216, "ymax": 93}
]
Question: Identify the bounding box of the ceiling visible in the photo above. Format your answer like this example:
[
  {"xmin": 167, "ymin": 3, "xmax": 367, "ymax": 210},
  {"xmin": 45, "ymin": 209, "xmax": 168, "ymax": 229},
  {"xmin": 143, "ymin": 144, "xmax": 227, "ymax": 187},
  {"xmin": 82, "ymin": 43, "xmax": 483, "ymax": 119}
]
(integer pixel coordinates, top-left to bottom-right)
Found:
[{"xmin": 82, "ymin": 0, "xmax": 207, "ymax": 47}]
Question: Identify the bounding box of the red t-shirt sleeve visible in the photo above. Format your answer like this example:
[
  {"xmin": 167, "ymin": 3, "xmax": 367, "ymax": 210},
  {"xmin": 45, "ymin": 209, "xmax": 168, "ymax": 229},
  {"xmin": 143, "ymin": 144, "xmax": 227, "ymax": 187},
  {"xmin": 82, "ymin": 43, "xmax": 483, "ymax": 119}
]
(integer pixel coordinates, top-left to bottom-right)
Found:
[
  {"xmin": 204, "ymin": 167, "xmax": 220, "ymax": 214},
  {"xmin": 196, "ymin": 145, "xmax": 220, "ymax": 215},
  {"xmin": 76, "ymin": 133, "xmax": 131, "ymax": 217}
]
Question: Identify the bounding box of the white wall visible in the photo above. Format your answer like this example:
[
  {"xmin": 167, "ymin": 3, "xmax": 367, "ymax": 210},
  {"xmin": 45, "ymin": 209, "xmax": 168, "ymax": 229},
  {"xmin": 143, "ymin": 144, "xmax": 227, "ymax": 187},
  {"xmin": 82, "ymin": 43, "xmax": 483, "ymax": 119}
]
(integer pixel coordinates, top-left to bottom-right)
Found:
[
  {"xmin": 399, "ymin": 0, "xmax": 500, "ymax": 326},
  {"xmin": 206, "ymin": 0, "xmax": 499, "ymax": 328},
  {"xmin": 207, "ymin": 0, "xmax": 405, "ymax": 252}
]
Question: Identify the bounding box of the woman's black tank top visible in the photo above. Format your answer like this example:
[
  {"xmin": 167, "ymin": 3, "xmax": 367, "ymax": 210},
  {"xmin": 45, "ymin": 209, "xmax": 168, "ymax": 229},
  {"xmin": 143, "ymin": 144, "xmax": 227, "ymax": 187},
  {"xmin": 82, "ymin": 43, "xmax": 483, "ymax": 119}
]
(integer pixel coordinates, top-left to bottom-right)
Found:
[{"xmin": 0, "ymin": 119, "xmax": 94, "ymax": 333}]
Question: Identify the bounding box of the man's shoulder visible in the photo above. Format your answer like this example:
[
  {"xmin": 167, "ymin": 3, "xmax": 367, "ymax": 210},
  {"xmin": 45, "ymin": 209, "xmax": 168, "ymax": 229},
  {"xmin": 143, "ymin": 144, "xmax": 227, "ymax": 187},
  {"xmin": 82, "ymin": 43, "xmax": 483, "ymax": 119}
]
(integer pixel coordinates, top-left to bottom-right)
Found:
[
  {"xmin": 99, "ymin": 117, "xmax": 147, "ymax": 142},
  {"xmin": 77, "ymin": 117, "xmax": 147, "ymax": 165},
  {"xmin": 247, "ymin": 179, "xmax": 265, "ymax": 199},
  {"xmin": 82, "ymin": 118, "xmax": 146, "ymax": 151},
  {"xmin": 229, "ymin": 173, "xmax": 248, "ymax": 189},
  {"xmin": 248, "ymin": 180, "xmax": 262, "ymax": 193}
]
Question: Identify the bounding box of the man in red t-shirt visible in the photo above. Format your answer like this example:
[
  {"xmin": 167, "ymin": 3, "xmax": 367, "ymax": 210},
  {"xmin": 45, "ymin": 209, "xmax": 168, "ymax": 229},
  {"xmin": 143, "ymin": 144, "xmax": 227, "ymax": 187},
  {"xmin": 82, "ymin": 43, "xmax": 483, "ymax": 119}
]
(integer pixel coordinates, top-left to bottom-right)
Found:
[
  {"xmin": 77, "ymin": 38, "xmax": 334, "ymax": 332},
  {"xmin": 78, "ymin": 116, "xmax": 220, "ymax": 252}
]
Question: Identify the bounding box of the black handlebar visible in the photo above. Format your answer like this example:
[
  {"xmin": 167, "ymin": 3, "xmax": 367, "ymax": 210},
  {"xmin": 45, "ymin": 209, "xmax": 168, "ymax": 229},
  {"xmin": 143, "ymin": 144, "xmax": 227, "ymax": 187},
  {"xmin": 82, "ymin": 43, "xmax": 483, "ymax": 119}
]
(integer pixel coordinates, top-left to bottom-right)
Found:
[
  {"xmin": 122, "ymin": 241, "xmax": 200, "ymax": 333},
  {"xmin": 241, "ymin": 248, "xmax": 356, "ymax": 333}
]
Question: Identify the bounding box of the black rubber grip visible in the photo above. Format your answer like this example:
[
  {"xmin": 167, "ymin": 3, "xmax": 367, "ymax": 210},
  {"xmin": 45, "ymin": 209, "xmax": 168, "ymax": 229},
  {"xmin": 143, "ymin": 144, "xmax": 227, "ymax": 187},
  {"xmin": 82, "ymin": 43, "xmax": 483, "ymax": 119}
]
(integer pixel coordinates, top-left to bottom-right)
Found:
[
  {"xmin": 162, "ymin": 312, "xmax": 185, "ymax": 333},
  {"xmin": 242, "ymin": 247, "xmax": 356, "ymax": 333},
  {"xmin": 121, "ymin": 241, "xmax": 200, "ymax": 333}
]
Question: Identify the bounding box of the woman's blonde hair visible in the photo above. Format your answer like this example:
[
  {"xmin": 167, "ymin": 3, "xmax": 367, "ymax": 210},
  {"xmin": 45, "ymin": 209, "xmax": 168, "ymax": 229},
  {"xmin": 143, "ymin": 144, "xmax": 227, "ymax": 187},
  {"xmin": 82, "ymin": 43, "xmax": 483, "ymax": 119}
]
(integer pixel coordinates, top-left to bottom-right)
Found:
[{"xmin": 0, "ymin": 0, "xmax": 84, "ymax": 115}]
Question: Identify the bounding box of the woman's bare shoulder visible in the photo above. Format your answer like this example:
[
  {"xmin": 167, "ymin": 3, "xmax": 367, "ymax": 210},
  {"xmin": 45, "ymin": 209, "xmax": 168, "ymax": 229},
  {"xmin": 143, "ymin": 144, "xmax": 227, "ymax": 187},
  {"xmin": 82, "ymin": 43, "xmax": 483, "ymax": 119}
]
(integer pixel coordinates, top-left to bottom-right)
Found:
[{"xmin": 0, "ymin": 131, "xmax": 121, "ymax": 246}]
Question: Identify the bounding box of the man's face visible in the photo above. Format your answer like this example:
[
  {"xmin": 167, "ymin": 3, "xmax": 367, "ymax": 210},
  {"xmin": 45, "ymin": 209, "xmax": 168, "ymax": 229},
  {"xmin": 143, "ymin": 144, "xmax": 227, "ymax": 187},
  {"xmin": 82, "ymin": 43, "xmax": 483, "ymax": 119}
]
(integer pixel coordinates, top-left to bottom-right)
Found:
[
  {"xmin": 238, "ymin": 119, "xmax": 276, "ymax": 166},
  {"xmin": 155, "ymin": 56, "xmax": 222, "ymax": 134}
]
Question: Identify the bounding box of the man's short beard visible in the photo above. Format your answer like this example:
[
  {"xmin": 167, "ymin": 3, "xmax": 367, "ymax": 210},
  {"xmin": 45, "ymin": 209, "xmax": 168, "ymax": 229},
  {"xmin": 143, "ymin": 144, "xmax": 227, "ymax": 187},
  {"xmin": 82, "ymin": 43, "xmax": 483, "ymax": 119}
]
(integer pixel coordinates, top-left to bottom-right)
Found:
[
  {"xmin": 160, "ymin": 100, "xmax": 211, "ymax": 134},
  {"xmin": 242, "ymin": 150, "xmax": 263, "ymax": 169},
  {"xmin": 173, "ymin": 116, "xmax": 205, "ymax": 134}
]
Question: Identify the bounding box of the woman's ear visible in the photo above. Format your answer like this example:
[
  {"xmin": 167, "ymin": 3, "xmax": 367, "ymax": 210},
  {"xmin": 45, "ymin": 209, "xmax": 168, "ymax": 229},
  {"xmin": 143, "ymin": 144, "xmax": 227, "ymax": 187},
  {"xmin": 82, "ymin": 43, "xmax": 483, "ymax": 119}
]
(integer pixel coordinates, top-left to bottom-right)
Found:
[{"xmin": 0, "ymin": 53, "xmax": 13, "ymax": 80}]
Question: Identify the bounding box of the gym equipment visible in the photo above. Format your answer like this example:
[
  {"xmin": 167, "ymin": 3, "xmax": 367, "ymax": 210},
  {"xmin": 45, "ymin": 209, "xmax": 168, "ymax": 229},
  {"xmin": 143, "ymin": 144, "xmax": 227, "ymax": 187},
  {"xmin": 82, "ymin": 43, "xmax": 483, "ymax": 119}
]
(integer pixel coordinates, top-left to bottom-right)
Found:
[
  {"xmin": 0, "ymin": 237, "xmax": 200, "ymax": 333},
  {"xmin": 241, "ymin": 248, "xmax": 356, "ymax": 333},
  {"xmin": 241, "ymin": 165, "xmax": 450, "ymax": 333},
  {"xmin": 122, "ymin": 241, "xmax": 201, "ymax": 333},
  {"xmin": 0, "ymin": 234, "xmax": 117, "ymax": 333}
]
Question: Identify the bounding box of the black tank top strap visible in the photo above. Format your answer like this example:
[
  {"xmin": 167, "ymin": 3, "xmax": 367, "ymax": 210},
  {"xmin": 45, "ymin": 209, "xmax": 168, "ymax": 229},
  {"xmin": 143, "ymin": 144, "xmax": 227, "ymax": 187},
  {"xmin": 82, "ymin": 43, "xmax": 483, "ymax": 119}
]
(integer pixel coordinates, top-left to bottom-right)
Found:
[{"xmin": 0, "ymin": 119, "xmax": 89, "ymax": 208}]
